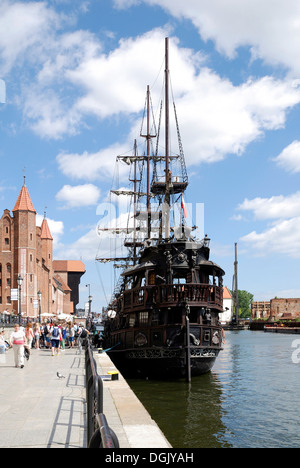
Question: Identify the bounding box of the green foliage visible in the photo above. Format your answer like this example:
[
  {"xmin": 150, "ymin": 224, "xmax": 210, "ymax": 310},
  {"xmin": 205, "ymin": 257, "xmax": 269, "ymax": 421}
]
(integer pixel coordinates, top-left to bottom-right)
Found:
[{"xmin": 230, "ymin": 289, "xmax": 254, "ymax": 318}]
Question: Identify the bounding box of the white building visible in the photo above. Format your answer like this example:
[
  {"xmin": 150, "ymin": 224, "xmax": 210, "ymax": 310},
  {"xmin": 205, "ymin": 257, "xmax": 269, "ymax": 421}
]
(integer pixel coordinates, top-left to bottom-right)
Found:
[{"xmin": 220, "ymin": 286, "xmax": 233, "ymax": 324}]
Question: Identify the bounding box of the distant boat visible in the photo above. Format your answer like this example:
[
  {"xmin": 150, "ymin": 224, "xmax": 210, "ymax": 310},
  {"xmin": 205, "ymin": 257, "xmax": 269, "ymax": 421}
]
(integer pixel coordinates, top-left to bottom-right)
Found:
[{"xmin": 97, "ymin": 38, "xmax": 225, "ymax": 380}]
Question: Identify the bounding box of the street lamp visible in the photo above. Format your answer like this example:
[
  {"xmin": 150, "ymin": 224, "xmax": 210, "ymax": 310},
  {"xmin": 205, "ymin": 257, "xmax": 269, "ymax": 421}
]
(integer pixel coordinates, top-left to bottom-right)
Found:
[
  {"xmin": 86, "ymin": 284, "xmax": 92, "ymax": 319},
  {"xmin": 17, "ymin": 274, "xmax": 23, "ymax": 325},
  {"xmin": 37, "ymin": 290, "xmax": 42, "ymax": 323}
]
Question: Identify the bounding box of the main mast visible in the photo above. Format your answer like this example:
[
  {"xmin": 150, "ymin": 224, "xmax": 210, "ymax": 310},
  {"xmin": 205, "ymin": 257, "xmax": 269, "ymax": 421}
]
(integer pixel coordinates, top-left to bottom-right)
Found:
[{"xmin": 164, "ymin": 37, "xmax": 171, "ymax": 240}]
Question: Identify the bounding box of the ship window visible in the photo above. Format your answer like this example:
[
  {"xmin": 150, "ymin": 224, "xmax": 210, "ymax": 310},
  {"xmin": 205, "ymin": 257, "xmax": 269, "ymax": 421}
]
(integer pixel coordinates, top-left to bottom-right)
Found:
[
  {"xmin": 129, "ymin": 314, "xmax": 135, "ymax": 327},
  {"xmin": 139, "ymin": 312, "xmax": 148, "ymax": 325},
  {"xmin": 203, "ymin": 329, "xmax": 210, "ymax": 343},
  {"xmin": 148, "ymin": 272, "xmax": 155, "ymax": 285},
  {"xmin": 173, "ymin": 277, "xmax": 186, "ymax": 284}
]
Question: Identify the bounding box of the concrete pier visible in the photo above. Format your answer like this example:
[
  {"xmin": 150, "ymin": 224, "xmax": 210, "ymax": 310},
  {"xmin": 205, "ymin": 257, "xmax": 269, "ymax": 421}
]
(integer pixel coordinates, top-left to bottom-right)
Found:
[{"xmin": 0, "ymin": 343, "xmax": 171, "ymax": 448}]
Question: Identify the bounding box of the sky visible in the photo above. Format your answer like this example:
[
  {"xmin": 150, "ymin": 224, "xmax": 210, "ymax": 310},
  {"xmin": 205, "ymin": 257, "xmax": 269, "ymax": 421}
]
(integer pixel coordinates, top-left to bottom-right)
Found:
[{"xmin": 2, "ymin": 0, "xmax": 300, "ymax": 312}]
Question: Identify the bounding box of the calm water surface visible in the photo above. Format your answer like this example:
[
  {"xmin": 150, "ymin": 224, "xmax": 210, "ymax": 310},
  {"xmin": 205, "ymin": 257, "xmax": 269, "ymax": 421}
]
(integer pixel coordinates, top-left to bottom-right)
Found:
[{"xmin": 128, "ymin": 331, "xmax": 300, "ymax": 448}]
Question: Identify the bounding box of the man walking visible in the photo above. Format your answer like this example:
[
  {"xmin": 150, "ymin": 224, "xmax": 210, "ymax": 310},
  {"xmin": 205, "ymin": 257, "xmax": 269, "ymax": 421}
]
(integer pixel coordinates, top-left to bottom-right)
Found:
[{"xmin": 50, "ymin": 322, "xmax": 62, "ymax": 356}]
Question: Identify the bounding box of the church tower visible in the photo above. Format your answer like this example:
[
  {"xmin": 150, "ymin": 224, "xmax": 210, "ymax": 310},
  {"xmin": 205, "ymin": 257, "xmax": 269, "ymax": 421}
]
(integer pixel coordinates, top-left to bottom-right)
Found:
[{"xmin": 12, "ymin": 178, "xmax": 37, "ymax": 317}]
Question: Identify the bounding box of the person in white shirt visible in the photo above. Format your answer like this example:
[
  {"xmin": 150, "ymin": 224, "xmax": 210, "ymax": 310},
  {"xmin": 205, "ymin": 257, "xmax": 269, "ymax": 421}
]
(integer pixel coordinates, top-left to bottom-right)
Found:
[{"xmin": 9, "ymin": 324, "xmax": 26, "ymax": 368}]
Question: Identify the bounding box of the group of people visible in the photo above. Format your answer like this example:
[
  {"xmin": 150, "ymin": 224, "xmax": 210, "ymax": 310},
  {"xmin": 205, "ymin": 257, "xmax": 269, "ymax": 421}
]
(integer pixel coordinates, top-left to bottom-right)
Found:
[{"xmin": 1, "ymin": 321, "xmax": 89, "ymax": 368}]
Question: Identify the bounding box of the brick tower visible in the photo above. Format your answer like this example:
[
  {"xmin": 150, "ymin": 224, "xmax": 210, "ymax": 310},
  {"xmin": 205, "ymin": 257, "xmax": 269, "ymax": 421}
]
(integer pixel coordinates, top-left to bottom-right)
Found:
[
  {"xmin": 12, "ymin": 178, "xmax": 37, "ymax": 317},
  {"xmin": 39, "ymin": 214, "xmax": 53, "ymax": 315}
]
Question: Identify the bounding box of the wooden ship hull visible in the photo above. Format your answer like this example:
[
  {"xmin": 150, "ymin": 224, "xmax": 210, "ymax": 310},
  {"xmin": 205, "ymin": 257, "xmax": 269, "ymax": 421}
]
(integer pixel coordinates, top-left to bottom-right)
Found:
[
  {"xmin": 103, "ymin": 241, "xmax": 225, "ymax": 380},
  {"xmin": 106, "ymin": 348, "xmax": 219, "ymax": 379}
]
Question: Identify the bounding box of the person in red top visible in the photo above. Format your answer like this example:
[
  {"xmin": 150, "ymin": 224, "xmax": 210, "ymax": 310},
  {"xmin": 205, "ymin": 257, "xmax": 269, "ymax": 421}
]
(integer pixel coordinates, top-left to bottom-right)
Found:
[{"xmin": 10, "ymin": 324, "xmax": 26, "ymax": 368}]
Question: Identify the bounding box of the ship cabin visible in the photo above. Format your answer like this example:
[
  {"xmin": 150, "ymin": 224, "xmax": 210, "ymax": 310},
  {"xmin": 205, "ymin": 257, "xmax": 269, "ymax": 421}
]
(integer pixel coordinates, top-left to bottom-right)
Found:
[{"xmin": 110, "ymin": 240, "xmax": 224, "ymax": 338}]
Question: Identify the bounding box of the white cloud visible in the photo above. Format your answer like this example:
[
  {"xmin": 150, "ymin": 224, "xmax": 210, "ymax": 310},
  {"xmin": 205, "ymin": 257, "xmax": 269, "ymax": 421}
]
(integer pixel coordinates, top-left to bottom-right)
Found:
[
  {"xmin": 56, "ymin": 57, "xmax": 300, "ymax": 178},
  {"xmin": 273, "ymin": 140, "xmax": 300, "ymax": 173},
  {"xmin": 54, "ymin": 226, "xmax": 99, "ymax": 261},
  {"xmin": 0, "ymin": 0, "xmax": 60, "ymax": 74},
  {"xmin": 238, "ymin": 192, "xmax": 300, "ymax": 220},
  {"xmin": 241, "ymin": 217, "xmax": 300, "ymax": 258},
  {"xmin": 67, "ymin": 29, "xmax": 198, "ymax": 119},
  {"xmin": 56, "ymin": 184, "xmax": 101, "ymax": 208},
  {"xmin": 238, "ymin": 192, "xmax": 300, "ymax": 257},
  {"xmin": 36, "ymin": 213, "xmax": 64, "ymax": 246},
  {"xmin": 3, "ymin": 2, "xmax": 300, "ymax": 161},
  {"xmin": 176, "ymin": 73, "xmax": 300, "ymax": 165},
  {"xmin": 116, "ymin": 0, "xmax": 300, "ymax": 75},
  {"xmin": 56, "ymin": 144, "xmax": 130, "ymax": 181}
]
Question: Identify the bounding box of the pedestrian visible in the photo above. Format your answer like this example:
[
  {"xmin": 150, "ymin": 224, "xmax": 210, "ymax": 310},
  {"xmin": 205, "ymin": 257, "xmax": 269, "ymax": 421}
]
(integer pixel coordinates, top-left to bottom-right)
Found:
[
  {"xmin": 33, "ymin": 323, "xmax": 41, "ymax": 349},
  {"xmin": 9, "ymin": 323, "xmax": 26, "ymax": 368},
  {"xmin": 0, "ymin": 330, "xmax": 6, "ymax": 354},
  {"xmin": 68, "ymin": 323, "xmax": 75, "ymax": 348},
  {"xmin": 25, "ymin": 323, "xmax": 34, "ymax": 349},
  {"xmin": 50, "ymin": 322, "xmax": 62, "ymax": 356},
  {"xmin": 61, "ymin": 322, "xmax": 67, "ymax": 351},
  {"xmin": 44, "ymin": 322, "xmax": 51, "ymax": 349},
  {"xmin": 73, "ymin": 322, "xmax": 79, "ymax": 346},
  {"xmin": 77, "ymin": 323, "xmax": 90, "ymax": 353}
]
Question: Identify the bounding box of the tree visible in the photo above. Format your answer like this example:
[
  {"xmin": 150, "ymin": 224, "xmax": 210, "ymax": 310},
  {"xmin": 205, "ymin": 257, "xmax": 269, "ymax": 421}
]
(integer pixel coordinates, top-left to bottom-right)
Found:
[{"xmin": 230, "ymin": 289, "xmax": 253, "ymax": 318}]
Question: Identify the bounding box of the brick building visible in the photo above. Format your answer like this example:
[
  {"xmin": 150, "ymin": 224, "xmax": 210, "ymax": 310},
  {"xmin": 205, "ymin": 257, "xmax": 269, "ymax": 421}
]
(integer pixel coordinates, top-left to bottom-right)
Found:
[
  {"xmin": 251, "ymin": 301, "xmax": 271, "ymax": 320},
  {"xmin": 252, "ymin": 298, "xmax": 300, "ymax": 320},
  {"xmin": 0, "ymin": 181, "xmax": 85, "ymax": 319}
]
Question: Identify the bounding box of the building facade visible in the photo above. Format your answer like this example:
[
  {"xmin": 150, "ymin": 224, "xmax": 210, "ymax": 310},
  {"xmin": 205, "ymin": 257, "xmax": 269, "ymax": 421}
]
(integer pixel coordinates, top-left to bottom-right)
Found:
[
  {"xmin": 252, "ymin": 298, "xmax": 300, "ymax": 321},
  {"xmin": 220, "ymin": 286, "xmax": 233, "ymax": 323},
  {"xmin": 0, "ymin": 182, "xmax": 85, "ymax": 319}
]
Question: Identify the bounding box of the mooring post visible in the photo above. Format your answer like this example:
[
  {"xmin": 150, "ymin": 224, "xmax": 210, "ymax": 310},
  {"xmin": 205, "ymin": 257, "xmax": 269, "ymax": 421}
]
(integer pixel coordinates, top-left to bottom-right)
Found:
[{"xmin": 186, "ymin": 313, "xmax": 191, "ymax": 383}]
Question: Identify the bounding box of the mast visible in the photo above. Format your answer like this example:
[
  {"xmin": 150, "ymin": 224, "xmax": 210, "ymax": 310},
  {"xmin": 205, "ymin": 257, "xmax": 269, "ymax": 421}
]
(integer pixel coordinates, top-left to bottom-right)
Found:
[
  {"xmin": 164, "ymin": 37, "xmax": 171, "ymax": 240},
  {"xmin": 147, "ymin": 85, "xmax": 151, "ymax": 239},
  {"xmin": 234, "ymin": 242, "xmax": 239, "ymax": 322},
  {"xmin": 133, "ymin": 139, "xmax": 138, "ymax": 264}
]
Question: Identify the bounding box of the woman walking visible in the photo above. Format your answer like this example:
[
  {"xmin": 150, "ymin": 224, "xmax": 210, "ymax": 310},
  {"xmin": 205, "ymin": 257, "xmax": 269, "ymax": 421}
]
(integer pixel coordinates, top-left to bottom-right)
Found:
[
  {"xmin": 10, "ymin": 324, "xmax": 26, "ymax": 368},
  {"xmin": 33, "ymin": 323, "xmax": 41, "ymax": 349},
  {"xmin": 25, "ymin": 323, "xmax": 34, "ymax": 349}
]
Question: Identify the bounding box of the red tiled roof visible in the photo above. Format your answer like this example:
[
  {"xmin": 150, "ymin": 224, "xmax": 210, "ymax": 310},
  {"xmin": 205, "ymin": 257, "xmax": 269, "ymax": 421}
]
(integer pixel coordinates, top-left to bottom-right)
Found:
[
  {"xmin": 223, "ymin": 286, "xmax": 233, "ymax": 299},
  {"xmin": 40, "ymin": 218, "xmax": 53, "ymax": 240},
  {"xmin": 12, "ymin": 184, "xmax": 36, "ymax": 213},
  {"xmin": 53, "ymin": 260, "xmax": 85, "ymax": 273}
]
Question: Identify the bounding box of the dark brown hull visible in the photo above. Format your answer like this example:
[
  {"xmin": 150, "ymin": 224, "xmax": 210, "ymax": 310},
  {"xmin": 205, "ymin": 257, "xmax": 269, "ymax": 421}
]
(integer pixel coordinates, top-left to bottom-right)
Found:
[{"xmin": 106, "ymin": 347, "xmax": 220, "ymax": 379}]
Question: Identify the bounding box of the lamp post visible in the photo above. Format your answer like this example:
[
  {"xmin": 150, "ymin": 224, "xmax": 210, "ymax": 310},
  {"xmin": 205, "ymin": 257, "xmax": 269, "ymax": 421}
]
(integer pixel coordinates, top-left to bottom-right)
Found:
[
  {"xmin": 38, "ymin": 290, "xmax": 42, "ymax": 323},
  {"xmin": 86, "ymin": 284, "xmax": 92, "ymax": 319},
  {"xmin": 17, "ymin": 274, "xmax": 23, "ymax": 325}
]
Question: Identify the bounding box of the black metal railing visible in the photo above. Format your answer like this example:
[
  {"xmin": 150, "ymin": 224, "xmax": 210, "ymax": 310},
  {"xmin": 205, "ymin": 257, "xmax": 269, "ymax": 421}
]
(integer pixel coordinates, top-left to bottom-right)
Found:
[{"xmin": 85, "ymin": 339, "xmax": 119, "ymax": 448}]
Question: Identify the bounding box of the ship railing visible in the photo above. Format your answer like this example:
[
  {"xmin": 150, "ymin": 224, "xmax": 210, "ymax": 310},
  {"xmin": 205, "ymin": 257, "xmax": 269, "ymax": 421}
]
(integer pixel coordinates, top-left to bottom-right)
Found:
[
  {"xmin": 122, "ymin": 283, "xmax": 223, "ymax": 310},
  {"xmin": 85, "ymin": 338, "xmax": 119, "ymax": 448}
]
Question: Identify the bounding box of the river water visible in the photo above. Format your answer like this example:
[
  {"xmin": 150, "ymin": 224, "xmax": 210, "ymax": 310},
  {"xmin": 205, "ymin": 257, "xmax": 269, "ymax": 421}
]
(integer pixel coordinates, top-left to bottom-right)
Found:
[{"xmin": 128, "ymin": 330, "xmax": 300, "ymax": 448}]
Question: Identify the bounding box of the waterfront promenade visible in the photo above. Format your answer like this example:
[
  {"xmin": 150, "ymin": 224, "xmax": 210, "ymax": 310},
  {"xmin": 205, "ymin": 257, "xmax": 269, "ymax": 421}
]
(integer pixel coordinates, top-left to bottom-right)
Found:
[{"xmin": 0, "ymin": 343, "xmax": 171, "ymax": 448}]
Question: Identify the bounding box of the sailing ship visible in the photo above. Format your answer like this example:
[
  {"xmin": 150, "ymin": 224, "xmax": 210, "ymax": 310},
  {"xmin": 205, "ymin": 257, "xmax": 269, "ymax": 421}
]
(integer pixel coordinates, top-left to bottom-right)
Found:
[{"xmin": 97, "ymin": 38, "xmax": 225, "ymax": 380}]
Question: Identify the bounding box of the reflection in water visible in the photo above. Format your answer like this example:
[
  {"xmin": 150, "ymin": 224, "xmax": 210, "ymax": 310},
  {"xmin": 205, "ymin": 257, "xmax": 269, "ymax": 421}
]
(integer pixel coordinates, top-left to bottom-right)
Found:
[
  {"xmin": 129, "ymin": 372, "xmax": 231, "ymax": 448},
  {"xmin": 128, "ymin": 331, "xmax": 300, "ymax": 448}
]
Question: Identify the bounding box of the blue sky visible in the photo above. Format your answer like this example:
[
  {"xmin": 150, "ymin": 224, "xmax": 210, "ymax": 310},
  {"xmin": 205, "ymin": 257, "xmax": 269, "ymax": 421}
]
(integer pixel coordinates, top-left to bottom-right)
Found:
[{"xmin": 2, "ymin": 0, "xmax": 300, "ymax": 311}]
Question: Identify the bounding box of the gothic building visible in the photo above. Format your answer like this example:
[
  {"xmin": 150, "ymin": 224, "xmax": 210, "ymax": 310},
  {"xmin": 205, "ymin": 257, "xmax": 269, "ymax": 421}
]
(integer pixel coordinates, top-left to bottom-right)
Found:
[{"xmin": 0, "ymin": 181, "xmax": 85, "ymax": 319}]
